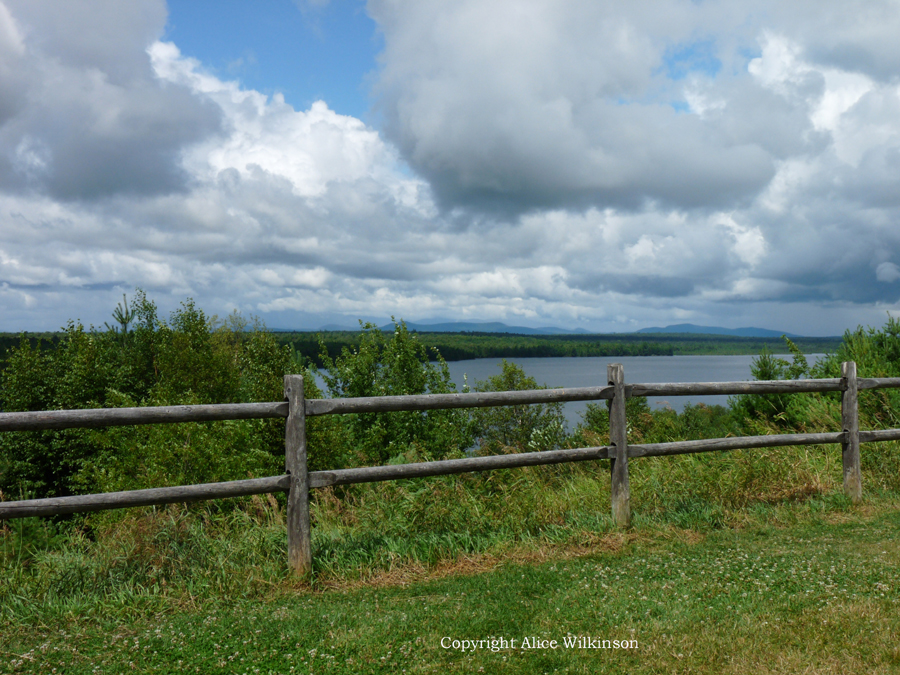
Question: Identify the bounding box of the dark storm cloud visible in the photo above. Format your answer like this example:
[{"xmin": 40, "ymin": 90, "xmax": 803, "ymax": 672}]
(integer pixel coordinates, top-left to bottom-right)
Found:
[
  {"xmin": 577, "ymin": 273, "xmax": 697, "ymax": 298},
  {"xmin": 788, "ymin": 1, "xmax": 900, "ymax": 82}
]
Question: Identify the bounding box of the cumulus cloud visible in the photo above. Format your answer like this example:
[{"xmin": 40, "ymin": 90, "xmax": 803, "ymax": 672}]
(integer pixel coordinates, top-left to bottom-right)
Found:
[
  {"xmin": 2, "ymin": 0, "xmax": 900, "ymax": 336},
  {"xmin": 370, "ymin": 1, "xmax": 772, "ymax": 215},
  {"xmin": 0, "ymin": 0, "xmax": 221, "ymax": 199},
  {"xmin": 876, "ymin": 262, "xmax": 900, "ymax": 283},
  {"xmin": 0, "ymin": 2, "xmax": 444, "ymax": 329}
]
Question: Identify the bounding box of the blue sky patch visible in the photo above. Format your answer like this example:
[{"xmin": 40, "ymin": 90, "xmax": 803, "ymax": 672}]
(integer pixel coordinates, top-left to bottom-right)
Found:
[
  {"xmin": 164, "ymin": 0, "xmax": 381, "ymax": 120},
  {"xmin": 662, "ymin": 39, "xmax": 721, "ymax": 80}
]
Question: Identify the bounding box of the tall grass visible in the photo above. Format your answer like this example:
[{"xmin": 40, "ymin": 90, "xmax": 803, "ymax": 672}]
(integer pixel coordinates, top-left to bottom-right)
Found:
[
  {"xmin": 5, "ymin": 432, "xmax": 893, "ymax": 628},
  {"xmin": 6, "ymin": 502, "xmax": 900, "ymax": 674}
]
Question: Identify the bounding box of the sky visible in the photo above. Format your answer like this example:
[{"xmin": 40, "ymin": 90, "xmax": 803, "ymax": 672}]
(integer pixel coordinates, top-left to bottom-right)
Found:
[{"xmin": 2, "ymin": 1, "xmax": 900, "ymax": 336}]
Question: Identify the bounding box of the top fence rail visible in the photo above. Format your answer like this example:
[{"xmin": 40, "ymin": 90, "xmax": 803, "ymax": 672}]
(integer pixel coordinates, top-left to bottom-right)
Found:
[{"xmin": 4, "ymin": 376, "xmax": 900, "ymax": 432}]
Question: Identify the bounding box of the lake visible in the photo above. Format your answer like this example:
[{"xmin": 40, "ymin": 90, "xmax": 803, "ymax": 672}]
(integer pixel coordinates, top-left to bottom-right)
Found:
[
  {"xmin": 313, "ymin": 353, "xmax": 825, "ymax": 431},
  {"xmin": 444, "ymin": 354, "xmax": 826, "ymax": 429}
]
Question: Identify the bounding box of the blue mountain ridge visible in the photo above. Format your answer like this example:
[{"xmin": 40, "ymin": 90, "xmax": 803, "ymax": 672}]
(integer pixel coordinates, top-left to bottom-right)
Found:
[
  {"xmin": 377, "ymin": 321, "xmax": 799, "ymax": 337},
  {"xmin": 276, "ymin": 321, "xmax": 801, "ymax": 337},
  {"xmin": 377, "ymin": 321, "xmax": 591, "ymax": 335}
]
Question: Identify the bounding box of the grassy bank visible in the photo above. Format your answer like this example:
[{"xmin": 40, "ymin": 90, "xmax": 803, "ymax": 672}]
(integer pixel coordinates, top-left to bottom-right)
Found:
[
  {"xmin": 5, "ymin": 424, "xmax": 899, "ymax": 600},
  {"xmin": 3, "ymin": 420, "xmax": 899, "ymax": 671},
  {"xmin": 3, "ymin": 491, "xmax": 899, "ymax": 673}
]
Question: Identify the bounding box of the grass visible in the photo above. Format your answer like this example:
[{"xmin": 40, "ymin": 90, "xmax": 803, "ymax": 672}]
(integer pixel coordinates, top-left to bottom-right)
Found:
[
  {"xmin": 3, "ymin": 430, "xmax": 900, "ymax": 673},
  {"xmin": 3, "ymin": 489, "xmax": 900, "ymax": 673}
]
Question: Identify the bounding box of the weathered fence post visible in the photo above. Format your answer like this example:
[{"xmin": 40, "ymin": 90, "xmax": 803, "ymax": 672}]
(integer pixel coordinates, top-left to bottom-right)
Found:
[
  {"xmin": 285, "ymin": 374, "xmax": 312, "ymax": 576},
  {"xmin": 841, "ymin": 361, "xmax": 862, "ymax": 503},
  {"xmin": 608, "ymin": 363, "xmax": 631, "ymax": 527}
]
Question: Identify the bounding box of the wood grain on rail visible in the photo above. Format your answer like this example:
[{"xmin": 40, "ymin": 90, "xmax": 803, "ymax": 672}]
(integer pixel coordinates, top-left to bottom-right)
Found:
[
  {"xmin": 308, "ymin": 446, "xmax": 613, "ymax": 488},
  {"xmin": 0, "ymin": 475, "xmax": 290, "ymax": 519},
  {"xmin": 0, "ymin": 402, "xmax": 288, "ymax": 431},
  {"xmin": 304, "ymin": 386, "xmax": 615, "ymax": 416}
]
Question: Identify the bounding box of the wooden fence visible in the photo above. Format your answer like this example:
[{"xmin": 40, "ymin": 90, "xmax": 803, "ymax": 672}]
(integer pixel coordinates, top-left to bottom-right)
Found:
[{"xmin": 3, "ymin": 361, "xmax": 900, "ymax": 576}]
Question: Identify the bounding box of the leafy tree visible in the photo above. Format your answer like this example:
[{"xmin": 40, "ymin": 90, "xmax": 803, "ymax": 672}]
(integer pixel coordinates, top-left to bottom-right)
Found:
[
  {"xmin": 316, "ymin": 320, "xmax": 471, "ymax": 466},
  {"xmin": 0, "ymin": 321, "xmax": 126, "ymax": 499},
  {"xmin": 0, "ymin": 292, "xmax": 298, "ymax": 500},
  {"xmin": 471, "ymin": 360, "xmax": 566, "ymax": 454},
  {"xmin": 0, "ymin": 336, "xmax": 61, "ymax": 498},
  {"xmin": 810, "ymin": 315, "xmax": 900, "ymax": 428},
  {"xmin": 731, "ymin": 337, "xmax": 809, "ymax": 427},
  {"xmin": 104, "ymin": 294, "xmax": 135, "ymax": 336}
]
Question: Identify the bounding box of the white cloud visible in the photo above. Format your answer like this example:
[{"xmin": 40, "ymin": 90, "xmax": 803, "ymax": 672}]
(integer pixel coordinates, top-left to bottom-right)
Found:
[
  {"xmin": 748, "ymin": 33, "xmax": 807, "ymax": 94},
  {"xmin": 0, "ymin": 3, "xmax": 23, "ymax": 56},
  {"xmin": 876, "ymin": 262, "xmax": 900, "ymax": 283},
  {"xmin": 0, "ymin": 1, "xmax": 221, "ymax": 200},
  {"xmin": 2, "ymin": 0, "xmax": 900, "ymax": 337},
  {"xmin": 370, "ymin": 0, "xmax": 784, "ymax": 214},
  {"xmin": 719, "ymin": 214, "xmax": 766, "ymax": 267}
]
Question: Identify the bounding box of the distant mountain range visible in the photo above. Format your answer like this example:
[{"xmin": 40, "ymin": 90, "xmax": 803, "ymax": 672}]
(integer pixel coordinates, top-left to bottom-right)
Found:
[
  {"xmin": 377, "ymin": 321, "xmax": 591, "ymax": 335},
  {"xmin": 636, "ymin": 324, "xmax": 800, "ymax": 338},
  {"xmin": 296, "ymin": 320, "xmax": 801, "ymax": 337}
]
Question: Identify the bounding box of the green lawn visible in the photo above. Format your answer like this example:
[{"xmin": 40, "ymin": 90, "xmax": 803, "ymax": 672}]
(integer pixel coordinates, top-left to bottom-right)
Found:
[{"xmin": 3, "ymin": 496, "xmax": 900, "ymax": 674}]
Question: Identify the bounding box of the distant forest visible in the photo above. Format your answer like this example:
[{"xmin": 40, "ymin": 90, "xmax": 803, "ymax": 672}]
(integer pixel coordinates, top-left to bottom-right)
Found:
[
  {"xmin": 0, "ymin": 332, "xmax": 63, "ymax": 368},
  {"xmin": 0, "ymin": 329, "xmax": 843, "ymax": 371},
  {"xmin": 273, "ymin": 330, "xmax": 843, "ymax": 367}
]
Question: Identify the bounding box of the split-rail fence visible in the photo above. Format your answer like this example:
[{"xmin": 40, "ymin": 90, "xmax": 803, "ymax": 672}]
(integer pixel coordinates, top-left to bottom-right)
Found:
[{"xmin": 2, "ymin": 361, "xmax": 899, "ymax": 576}]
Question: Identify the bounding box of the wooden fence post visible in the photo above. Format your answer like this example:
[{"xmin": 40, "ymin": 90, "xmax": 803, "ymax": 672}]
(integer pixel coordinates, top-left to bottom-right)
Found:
[
  {"xmin": 608, "ymin": 363, "xmax": 631, "ymax": 527},
  {"xmin": 285, "ymin": 374, "xmax": 312, "ymax": 576},
  {"xmin": 841, "ymin": 361, "xmax": 862, "ymax": 503}
]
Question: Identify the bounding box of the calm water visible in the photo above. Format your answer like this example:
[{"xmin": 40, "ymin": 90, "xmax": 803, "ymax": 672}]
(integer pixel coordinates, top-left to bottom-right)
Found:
[
  {"xmin": 444, "ymin": 355, "xmax": 825, "ymax": 429},
  {"xmin": 314, "ymin": 354, "xmax": 824, "ymax": 431}
]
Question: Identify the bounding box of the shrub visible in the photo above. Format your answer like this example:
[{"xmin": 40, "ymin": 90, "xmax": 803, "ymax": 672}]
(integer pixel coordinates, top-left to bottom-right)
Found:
[
  {"xmin": 316, "ymin": 319, "xmax": 471, "ymax": 466},
  {"xmin": 729, "ymin": 337, "xmax": 809, "ymax": 429},
  {"xmin": 0, "ymin": 292, "xmax": 297, "ymax": 500},
  {"xmin": 469, "ymin": 360, "xmax": 565, "ymax": 455}
]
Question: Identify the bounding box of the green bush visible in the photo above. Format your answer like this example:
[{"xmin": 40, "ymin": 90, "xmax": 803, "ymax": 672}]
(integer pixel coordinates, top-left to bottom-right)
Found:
[
  {"xmin": 316, "ymin": 319, "xmax": 471, "ymax": 466},
  {"xmin": 470, "ymin": 360, "xmax": 566, "ymax": 455},
  {"xmin": 811, "ymin": 315, "xmax": 900, "ymax": 429},
  {"xmin": 0, "ymin": 292, "xmax": 297, "ymax": 500},
  {"xmin": 0, "ymin": 323, "xmax": 122, "ymax": 499},
  {"xmin": 729, "ymin": 337, "xmax": 809, "ymax": 429}
]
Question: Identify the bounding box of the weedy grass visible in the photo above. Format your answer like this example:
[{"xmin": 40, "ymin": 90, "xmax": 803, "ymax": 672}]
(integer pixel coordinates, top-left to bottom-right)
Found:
[
  {"xmin": 2, "ymin": 492, "xmax": 900, "ymax": 674},
  {"xmin": 0, "ymin": 441, "xmax": 887, "ymax": 605},
  {"xmin": 2, "ymin": 440, "xmax": 900, "ymax": 672}
]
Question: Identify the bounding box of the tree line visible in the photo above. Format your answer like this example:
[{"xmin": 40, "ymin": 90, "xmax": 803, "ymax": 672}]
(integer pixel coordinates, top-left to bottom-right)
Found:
[
  {"xmin": 276, "ymin": 330, "xmax": 841, "ymax": 365},
  {"xmin": 0, "ymin": 295, "xmax": 568, "ymax": 502},
  {"xmin": 0, "ymin": 291, "xmax": 891, "ymax": 508}
]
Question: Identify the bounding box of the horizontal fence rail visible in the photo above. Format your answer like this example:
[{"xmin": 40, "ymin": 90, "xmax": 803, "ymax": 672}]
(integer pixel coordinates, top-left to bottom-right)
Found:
[
  {"xmin": 305, "ymin": 386, "xmax": 614, "ymax": 416},
  {"xmin": 1, "ymin": 361, "xmax": 894, "ymax": 575},
  {"xmin": 308, "ymin": 445, "xmax": 613, "ymax": 489},
  {"xmin": 0, "ymin": 476, "xmax": 291, "ymax": 519},
  {"xmin": 629, "ymin": 379, "xmax": 843, "ymax": 397},
  {"xmin": 629, "ymin": 432, "xmax": 847, "ymax": 458},
  {"xmin": 0, "ymin": 402, "xmax": 289, "ymax": 432},
  {"xmin": 11, "ymin": 376, "xmax": 900, "ymax": 432}
]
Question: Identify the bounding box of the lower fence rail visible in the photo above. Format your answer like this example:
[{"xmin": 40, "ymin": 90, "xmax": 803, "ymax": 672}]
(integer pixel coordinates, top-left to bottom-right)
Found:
[
  {"xmin": 0, "ymin": 429, "xmax": 873, "ymax": 519},
  {"xmin": 0, "ymin": 475, "xmax": 291, "ymax": 519}
]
